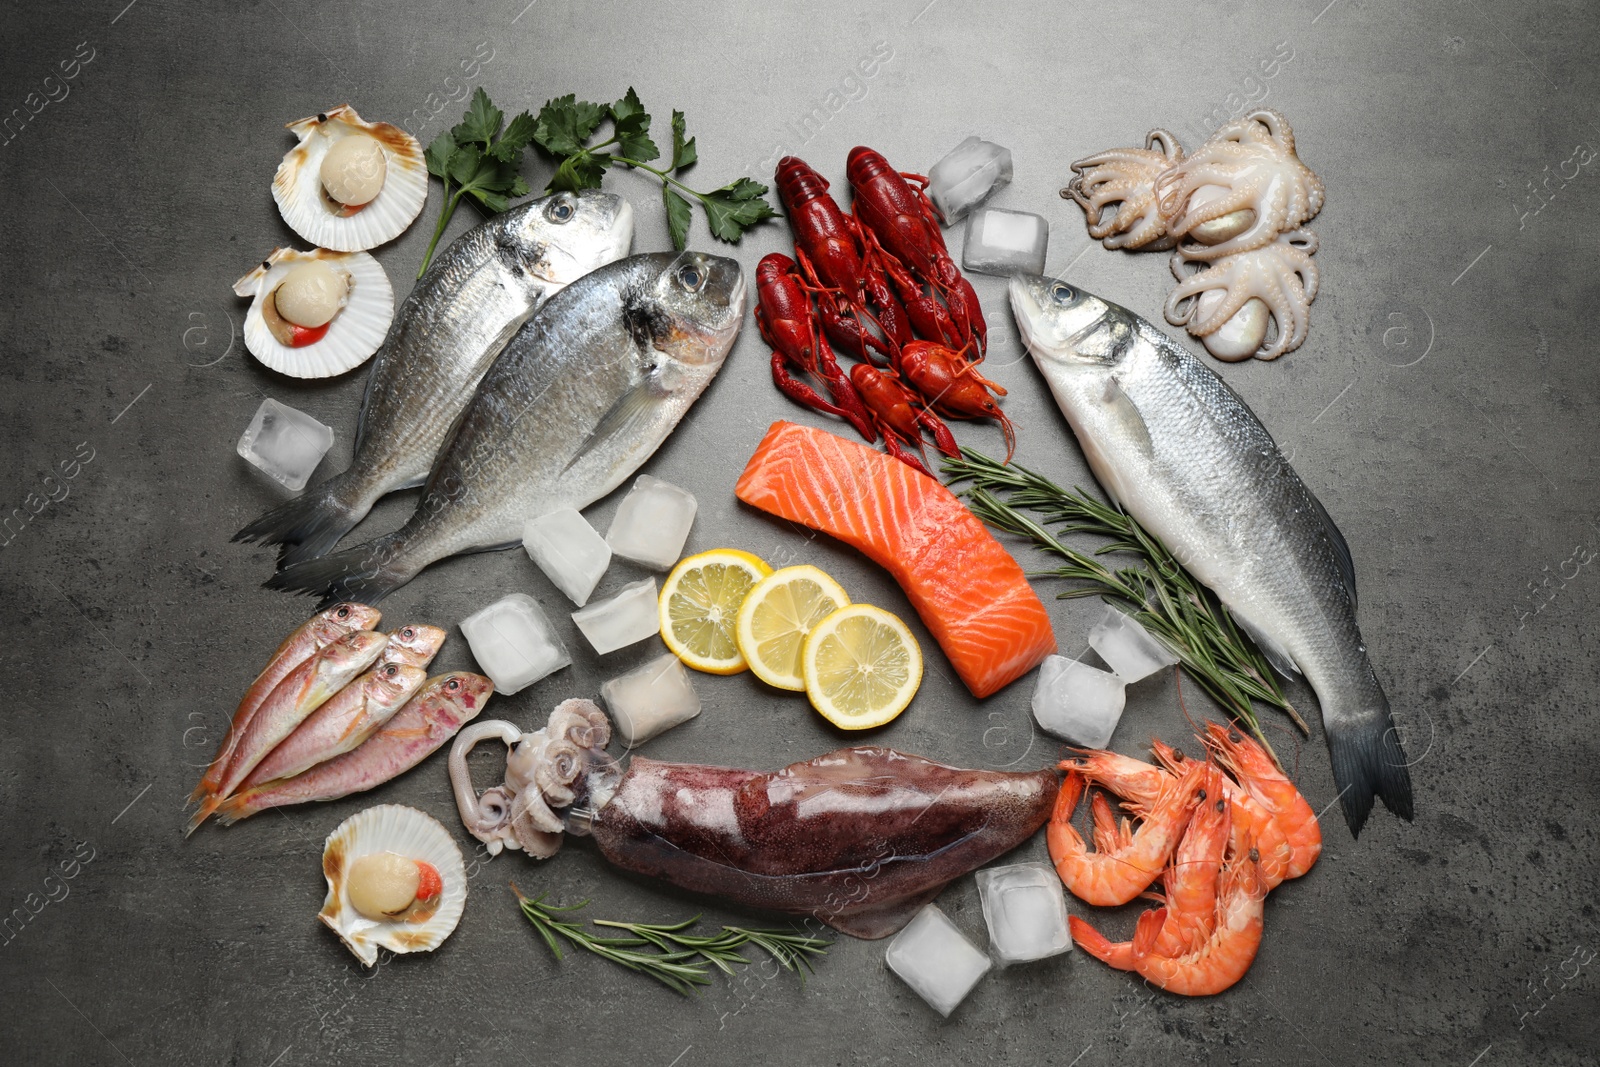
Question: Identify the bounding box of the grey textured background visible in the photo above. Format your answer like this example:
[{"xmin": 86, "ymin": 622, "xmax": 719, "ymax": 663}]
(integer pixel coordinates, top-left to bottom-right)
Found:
[{"xmin": 1, "ymin": 0, "xmax": 1596, "ymax": 1064}]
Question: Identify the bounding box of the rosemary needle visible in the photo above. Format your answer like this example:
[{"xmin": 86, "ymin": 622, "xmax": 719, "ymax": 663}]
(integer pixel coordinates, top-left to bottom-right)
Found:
[
  {"xmin": 513, "ymin": 886, "xmax": 830, "ymax": 996},
  {"xmin": 943, "ymin": 449, "xmax": 1306, "ymax": 765}
]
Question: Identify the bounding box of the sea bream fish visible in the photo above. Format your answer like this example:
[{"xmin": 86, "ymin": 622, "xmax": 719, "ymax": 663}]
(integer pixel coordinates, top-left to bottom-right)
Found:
[
  {"xmin": 1009, "ymin": 274, "xmax": 1413, "ymax": 836},
  {"xmin": 268, "ymin": 252, "xmax": 746, "ymax": 606},
  {"xmin": 235, "ymin": 191, "xmax": 634, "ymax": 565}
]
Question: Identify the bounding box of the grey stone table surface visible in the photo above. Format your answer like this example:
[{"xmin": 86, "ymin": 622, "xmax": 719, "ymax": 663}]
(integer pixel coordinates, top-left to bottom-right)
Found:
[{"xmin": 0, "ymin": 0, "xmax": 1595, "ymax": 1064}]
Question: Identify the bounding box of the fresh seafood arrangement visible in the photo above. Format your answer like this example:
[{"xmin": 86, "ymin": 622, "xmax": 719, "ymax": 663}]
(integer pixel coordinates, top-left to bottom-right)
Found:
[
  {"xmin": 236, "ymin": 191, "xmax": 633, "ymax": 564},
  {"xmin": 267, "ymin": 252, "xmax": 745, "ymax": 606},
  {"xmin": 1010, "ymin": 274, "xmax": 1412, "ymax": 835},
  {"xmin": 762, "ymin": 149, "xmax": 1012, "ymax": 473},
  {"xmin": 1061, "ymin": 725, "xmax": 1320, "ymax": 995},
  {"xmin": 1064, "ymin": 109, "xmax": 1324, "ymax": 361},
  {"xmin": 736, "ymin": 421, "xmax": 1055, "ymax": 698},
  {"xmin": 203, "ymin": 80, "xmax": 1415, "ymax": 1013},
  {"xmin": 450, "ymin": 701, "xmax": 1060, "ymax": 937}
]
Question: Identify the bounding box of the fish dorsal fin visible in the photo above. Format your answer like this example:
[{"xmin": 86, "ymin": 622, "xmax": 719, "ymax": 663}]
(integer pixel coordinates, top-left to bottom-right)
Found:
[
  {"xmin": 562, "ymin": 377, "xmax": 661, "ymax": 474},
  {"xmin": 1231, "ymin": 610, "xmax": 1302, "ymax": 680},
  {"xmin": 1306, "ymin": 487, "xmax": 1358, "ymax": 609},
  {"xmin": 1101, "ymin": 375, "xmax": 1154, "ymax": 459}
]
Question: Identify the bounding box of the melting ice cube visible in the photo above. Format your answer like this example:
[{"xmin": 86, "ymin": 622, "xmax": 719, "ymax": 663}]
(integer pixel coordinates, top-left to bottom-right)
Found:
[
  {"xmin": 976, "ymin": 862, "xmax": 1073, "ymax": 965},
  {"xmin": 884, "ymin": 903, "xmax": 992, "ymax": 1017},
  {"xmin": 1031, "ymin": 654, "xmax": 1126, "ymax": 748},
  {"xmin": 962, "ymin": 207, "xmax": 1048, "ymax": 277},
  {"xmin": 1087, "ymin": 606, "xmax": 1179, "ymax": 683},
  {"xmin": 572, "ymin": 577, "xmax": 660, "ymax": 655},
  {"xmin": 601, "ymin": 652, "xmax": 702, "ymax": 747},
  {"xmin": 459, "ymin": 593, "xmax": 571, "ymax": 696},
  {"xmin": 606, "ymin": 475, "xmax": 697, "ymax": 570},
  {"xmin": 236, "ymin": 397, "xmax": 334, "ymax": 492},
  {"xmin": 928, "ymin": 136, "xmax": 1013, "ymax": 223},
  {"xmin": 524, "ymin": 507, "xmax": 611, "ymax": 607}
]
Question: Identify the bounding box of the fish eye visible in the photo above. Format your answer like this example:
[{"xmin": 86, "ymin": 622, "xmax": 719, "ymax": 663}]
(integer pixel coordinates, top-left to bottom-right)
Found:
[
  {"xmin": 336, "ymin": 606, "xmax": 350, "ymax": 619},
  {"xmin": 400, "ymin": 626, "xmax": 414, "ymax": 639},
  {"xmin": 547, "ymin": 197, "xmax": 576, "ymax": 223},
  {"xmin": 677, "ymin": 263, "xmax": 705, "ymax": 291},
  {"xmin": 1050, "ymin": 282, "xmax": 1075, "ymax": 304},
  {"xmin": 446, "ymin": 679, "xmax": 460, "ymax": 691}
]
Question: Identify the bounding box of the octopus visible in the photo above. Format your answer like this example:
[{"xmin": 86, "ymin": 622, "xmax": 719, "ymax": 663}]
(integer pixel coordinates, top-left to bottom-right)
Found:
[
  {"xmin": 1153, "ymin": 108, "xmax": 1325, "ymax": 260},
  {"xmin": 449, "ymin": 699, "xmax": 1060, "ymax": 939},
  {"xmin": 1063, "ymin": 129, "xmax": 1184, "ymax": 250},
  {"xmin": 1165, "ymin": 229, "xmax": 1320, "ymax": 361}
]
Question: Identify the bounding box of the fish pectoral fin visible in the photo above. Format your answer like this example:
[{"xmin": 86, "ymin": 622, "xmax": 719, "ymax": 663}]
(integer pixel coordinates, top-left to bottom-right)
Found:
[
  {"xmin": 1305, "ymin": 486, "xmax": 1358, "ymax": 609},
  {"xmin": 1230, "ymin": 610, "xmax": 1302, "ymax": 680},
  {"xmin": 1100, "ymin": 375, "xmax": 1155, "ymax": 460},
  {"xmin": 562, "ymin": 381, "xmax": 661, "ymax": 473}
]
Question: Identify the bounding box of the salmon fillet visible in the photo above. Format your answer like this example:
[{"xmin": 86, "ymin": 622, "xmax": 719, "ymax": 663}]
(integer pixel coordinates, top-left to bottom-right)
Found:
[{"xmin": 735, "ymin": 421, "xmax": 1056, "ymax": 698}]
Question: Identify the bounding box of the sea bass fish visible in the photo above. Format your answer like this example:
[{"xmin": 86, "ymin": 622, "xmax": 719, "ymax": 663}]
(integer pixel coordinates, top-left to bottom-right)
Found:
[
  {"xmin": 241, "ymin": 662, "xmax": 426, "ymax": 788},
  {"xmin": 190, "ymin": 602, "xmax": 381, "ymax": 805},
  {"xmin": 214, "ymin": 672, "xmax": 491, "ymax": 825},
  {"xmin": 235, "ymin": 191, "xmax": 635, "ymax": 565},
  {"xmin": 186, "ymin": 628, "xmax": 390, "ymax": 833},
  {"xmin": 1009, "ymin": 274, "xmax": 1412, "ymax": 836},
  {"xmin": 268, "ymin": 252, "xmax": 746, "ymax": 606}
]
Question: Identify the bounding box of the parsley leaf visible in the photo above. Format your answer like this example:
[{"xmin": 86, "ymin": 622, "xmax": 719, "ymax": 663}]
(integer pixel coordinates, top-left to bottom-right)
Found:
[
  {"xmin": 663, "ymin": 187, "xmax": 694, "ymax": 251},
  {"xmin": 669, "ymin": 109, "xmax": 697, "ymax": 172},
  {"xmin": 701, "ymin": 179, "xmax": 781, "ymax": 243},
  {"xmin": 533, "ymin": 94, "xmax": 607, "ymax": 158},
  {"xmin": 453, "ymin": 87, "xmax": 503, "ymax": 149}
]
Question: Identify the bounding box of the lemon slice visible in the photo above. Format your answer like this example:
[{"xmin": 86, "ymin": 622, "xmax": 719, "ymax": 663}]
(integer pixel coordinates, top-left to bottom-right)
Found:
[
  {"xmin": 801, "ymin": 604, "xmax": 923, "ymax": 729},
  {"xmin": 736, "ymin": 566, "xmax": 852, "ymax": 691},
  {"xmin": 659, "ymin": 549, "xmax": 773, "ymax": 674}
]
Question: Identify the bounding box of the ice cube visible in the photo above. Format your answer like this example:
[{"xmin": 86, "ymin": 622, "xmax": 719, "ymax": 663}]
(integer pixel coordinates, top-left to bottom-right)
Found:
[
  {"xmin": 1031, "ymin": 654, "xmax": 1126, "ymax": 748},
  {"xmin": 962, "ymin": 207, "xmax": 1049, "ymax": 277},
  {"xmin": 884, "ymin": 903, "xmax": 992, "ymax": 1017},
  {"xmin": 605, "ymin": 475, "xmax": 697, "ymax": 570},
  {"xmin": 601, "ymin": 652, "xmax": 702, "ymax": 746},
  {"xmin": 928, "ymin": 136, "xmax": 1013, "ymax": 224},
  {"xmin": 236, "ymin": 397, "xmax": 334, "ymax": 492},
  {"xmin": 1088, "ymin": 606, "xmax": 1180, "ymax": 683},
  {"xmin": 572, "ymin": 577, "xmax": 660, "ymax": 655},
  {"xmin": 459, "ymin": 593, "xmax": 571, "ymax": 696},
  {"xmin": 976, "ymin": 862, "xmax": 1073, "ymax": 965},
  {"xmin": 524, "ymin": 507, "xmax": 611, "ymax": 607}
]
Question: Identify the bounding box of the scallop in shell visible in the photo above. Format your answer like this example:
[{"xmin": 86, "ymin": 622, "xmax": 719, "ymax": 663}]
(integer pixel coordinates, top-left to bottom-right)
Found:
[
  {"xmin": 233, "ymin": 247, "xmax": 393, "ymax": 378},
  {"xmin": 273, "ymin": 105, "xmax": 428, "ymax": 252},
  {"xmin": 318, "ymin": 804, "xmax": 467, "ymax": 967}
]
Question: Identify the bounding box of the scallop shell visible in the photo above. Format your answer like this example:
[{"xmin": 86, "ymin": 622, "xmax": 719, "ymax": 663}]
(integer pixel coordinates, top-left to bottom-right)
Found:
[
  {"xmin": 233, "ymin": 247, "xmax": 393, "ymax": 378},
  {"xmin": 317, "ymin": 804, "xmax": 467, "ymax": 967},
  {"xmin": 273, "ymin": 105, "xmax": 428, "ymax": 252}
]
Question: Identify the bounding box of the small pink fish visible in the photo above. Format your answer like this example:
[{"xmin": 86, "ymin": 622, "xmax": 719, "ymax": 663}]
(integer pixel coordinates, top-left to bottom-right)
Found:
[
  {"xmin": 187, "ymin": 629, "xmax": 389, "ymax": 834},
  {"xmin": 214, "ymin": 672, "xmax": 491, "ymax": 825},
  {"xmin": 242, "ymin": 662, "xmax": 426, "ymax": 789},
  {"xmin": 190, "ymin": 603, "xmax": 380, "ymax": 804},
  {"xmin": 377, "ymin": 624, "xmax": 446, "ymax": 670}
]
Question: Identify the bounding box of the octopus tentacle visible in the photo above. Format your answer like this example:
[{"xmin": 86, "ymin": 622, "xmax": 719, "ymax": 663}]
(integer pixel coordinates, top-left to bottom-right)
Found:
[
  {"xmin": 1066, "ymin": 128, "xmax": 1186, "ymax": 251},
  {"xmin": 1165, "ymin": 229, "xmax": 1319, "ymax": 360}
]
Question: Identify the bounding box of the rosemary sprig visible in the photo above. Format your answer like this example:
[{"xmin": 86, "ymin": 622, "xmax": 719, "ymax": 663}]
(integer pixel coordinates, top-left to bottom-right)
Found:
[
  {"xmin": 513, "ymin": 885, "xmax": 830, "ymax": 996},
  {"xmin": 942, "ymin": 450, "xmax": 1306, "ymax": 763}
]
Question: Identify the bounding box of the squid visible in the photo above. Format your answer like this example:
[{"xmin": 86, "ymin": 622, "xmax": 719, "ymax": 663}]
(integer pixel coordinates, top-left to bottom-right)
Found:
[{"xmin": 450, "ymin": 699, "xmax": 1060, "ymax": 939}]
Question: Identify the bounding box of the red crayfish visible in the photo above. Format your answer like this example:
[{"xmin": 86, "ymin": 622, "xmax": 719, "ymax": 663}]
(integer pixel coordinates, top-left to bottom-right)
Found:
[{"xmin": 762, "ymin": 147, "xmax": 1014, "ymax": 474}]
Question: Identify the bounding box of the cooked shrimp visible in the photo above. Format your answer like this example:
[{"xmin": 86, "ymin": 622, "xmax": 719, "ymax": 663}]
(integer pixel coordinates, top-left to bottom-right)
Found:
[
  {"xmin": 1131, "ymin": 841, "xmax": 1269, "ymax": 996},
  {"xmin": 1070, "ymin": 763, "xmax": 1232, "ymax": 970},
  {"xmin": 1151, "ymin": 738, "xmax": 1294, "ymax": 887},
  {"xmin": 1200, "ymin": 723, "xmax": 1321, "ymax": 878},
  {"xmin": 1049, "ymin": 762, "xmax": 1207, "ymax": 907}
]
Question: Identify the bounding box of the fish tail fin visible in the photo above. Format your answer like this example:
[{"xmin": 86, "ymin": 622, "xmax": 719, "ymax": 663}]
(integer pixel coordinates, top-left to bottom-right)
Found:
[
  {"xmin": 1326, "ymin": 690, "xmax": 1415, "ymax": 838},
  {"xmin": 233, "ymin": 470, "xmax": 373, "ymax": 566},
  {"xmin": 213, "ymin": 790, "xmax": 264, "ymax": 827},
  {"xmin": 185, "ymin": 795, "xmax": 222, "ymax": 837},
  {"xmin": 264, "ymin": 532, "xmax": 418, "ymax": 608}
]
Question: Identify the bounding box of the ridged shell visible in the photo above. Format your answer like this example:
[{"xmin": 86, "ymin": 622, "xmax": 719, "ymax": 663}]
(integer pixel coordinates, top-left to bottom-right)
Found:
[
  {"xmin": 317, "ymin": 804, "xmax": 467, "ymax": 967},
  {"xmin": 233, "ymin": 247, "xmax": 393, "ymax": 378},
  {"xmin": 273, "ymin": 105, "xmax": 428, "ymax": 252}
]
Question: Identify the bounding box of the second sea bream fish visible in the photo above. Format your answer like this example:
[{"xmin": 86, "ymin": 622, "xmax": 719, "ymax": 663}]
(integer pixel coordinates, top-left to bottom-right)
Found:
[
  {"xmin": 268, "ymin": 252, "xmax": 746, "ymax": 605},
  {"xmin": 1009, "ymin": 275, "xmax": 1413, "ymax": 837},
  {"xmin": 235, "ymin": 191, "xmax": 634, "ymax": 565}
]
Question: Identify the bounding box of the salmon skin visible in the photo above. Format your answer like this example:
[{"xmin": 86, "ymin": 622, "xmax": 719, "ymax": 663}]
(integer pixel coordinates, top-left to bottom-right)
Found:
[{"xmin": 735, "ymin": 421, "xmax": 1055, "ymax": 697}]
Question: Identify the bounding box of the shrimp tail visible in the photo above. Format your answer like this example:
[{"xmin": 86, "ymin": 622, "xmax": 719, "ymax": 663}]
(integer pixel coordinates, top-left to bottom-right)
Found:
[{"xmin": 1068, "ymin": 915, "xmax": 1136, "ymax": 971}]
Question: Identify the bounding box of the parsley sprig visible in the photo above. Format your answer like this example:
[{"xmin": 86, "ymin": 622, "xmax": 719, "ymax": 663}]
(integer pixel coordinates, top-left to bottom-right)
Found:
[
  {"xmin": 418, "ymin": 89, "xmax": 538, "ymax": 278},
  {"xmin": 533, "ymin": 88, "xmax": 779, "ymax": 250}
]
